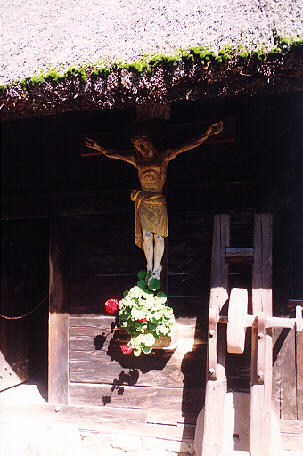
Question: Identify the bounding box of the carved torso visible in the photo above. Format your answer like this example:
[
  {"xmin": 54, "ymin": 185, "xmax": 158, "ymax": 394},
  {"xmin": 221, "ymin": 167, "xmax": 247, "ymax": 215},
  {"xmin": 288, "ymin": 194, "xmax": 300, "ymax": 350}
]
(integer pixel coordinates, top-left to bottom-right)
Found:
[
  {"xmin": 135, "ymin": 158, "xmax": 168, "ymax": 193},
  {"xmin": 131, "ymin": 136, "xmax": 168, "ymax": 193}
]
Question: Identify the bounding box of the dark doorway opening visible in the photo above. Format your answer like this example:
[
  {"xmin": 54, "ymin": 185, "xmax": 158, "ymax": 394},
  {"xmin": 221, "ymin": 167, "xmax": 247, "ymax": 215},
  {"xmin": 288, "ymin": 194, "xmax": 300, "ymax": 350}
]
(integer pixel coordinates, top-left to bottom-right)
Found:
[{"xmin": 0, "ymin": 219, "xmax": 49, "ymax": 396}]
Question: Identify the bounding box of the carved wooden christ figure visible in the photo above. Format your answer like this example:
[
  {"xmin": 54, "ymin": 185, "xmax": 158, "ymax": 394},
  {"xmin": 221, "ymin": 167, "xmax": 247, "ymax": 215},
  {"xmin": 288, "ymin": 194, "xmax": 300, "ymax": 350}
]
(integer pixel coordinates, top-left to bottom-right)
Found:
[{"xmin": 85, "ymin": 121, "xmax": 223, "ymax": 279}]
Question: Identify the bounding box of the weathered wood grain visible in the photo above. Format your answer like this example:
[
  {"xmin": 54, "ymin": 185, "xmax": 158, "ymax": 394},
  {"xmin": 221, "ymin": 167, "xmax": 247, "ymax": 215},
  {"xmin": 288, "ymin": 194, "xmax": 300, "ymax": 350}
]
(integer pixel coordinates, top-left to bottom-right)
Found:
[
  {"xmin": 252, "ymin": 214, "xmax": 273, "ymax": 314},
  {"xmin": 0, "ymin": 402, "xmax": 195, "ymax": 440},
  {"xmin": 250, "ymin": 214, "xmax": 273, "ymax": 456},
  {"xmin": 69, "ymin": 315, "xmax": 206, "ymax": 388},
  {"xmin": 279, "ymin": 419, "xmax": 303, "ymax": 434},
  {"xmin": 69, "ymin": 315, "xmax": 206, "ymax": 343},
  {"xmin": 199, "ymin": 215, "xmax": 230, "ymax": 456},
  {"xmin": 69, "ymin": 383, "xmax": 204, "ymax": 424},
  {"xmin": 1, "ymin": 182, "xmax": 257, "ymax": 220},
  {"xmin": 1, "ymin": 189, "xmax": 133, "ymax": 219},
  {"xmin": 273, "ymin": 327, "xmax": 297, "ymax": 419},
  {"xmin": 225, "ymin": 247, "xmax": 254, "ymax": 263},
  {"xmin": 69, "ymin": 350, "xmax": 205, "ymax": 389},
  {"xmin": 280, "ymin": 420, "xmax": 303, "ymax": 451},
  {"xmin": 296, "ymin": 329, "xmax": 303, "ymax": 419},
  {"xmin": 288, "ymin": 299, "xmax": 303, "ymax": 313},
  {"xmin": 48, "ymin": 217, "xmax": 69, "ymax": 405}
]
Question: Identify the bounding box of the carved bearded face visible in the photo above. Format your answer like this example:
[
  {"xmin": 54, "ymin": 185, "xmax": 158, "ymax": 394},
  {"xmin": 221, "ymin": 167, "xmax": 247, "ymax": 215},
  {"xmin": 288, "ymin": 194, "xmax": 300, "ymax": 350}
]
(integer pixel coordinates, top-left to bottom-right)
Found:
[{"xmin": 131, "ymin": 136, "xmax": 156, "ymax": 160}]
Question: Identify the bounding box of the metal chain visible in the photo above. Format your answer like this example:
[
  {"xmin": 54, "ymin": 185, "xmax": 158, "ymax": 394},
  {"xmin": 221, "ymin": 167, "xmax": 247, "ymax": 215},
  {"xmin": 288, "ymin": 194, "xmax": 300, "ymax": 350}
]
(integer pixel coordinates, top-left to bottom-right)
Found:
[{"xmin": 0, "ymin": 294, "xmax": 48, "ymax": 320}]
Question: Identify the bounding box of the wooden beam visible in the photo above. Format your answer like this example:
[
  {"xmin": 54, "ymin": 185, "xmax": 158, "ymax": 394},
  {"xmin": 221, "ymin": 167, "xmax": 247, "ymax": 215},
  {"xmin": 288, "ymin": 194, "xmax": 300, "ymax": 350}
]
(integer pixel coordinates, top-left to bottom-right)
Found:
[
  {"xmin": 252, "ymin": 214, "xmax": 273, "ymax": 315},
  {"xmin": 48, "ymin": 217, "xmax": 69, "ymax": 405},
  {"xmin": 250, "ymin": 214, "xmax": 273, "ymax": 456},
  {"xmin": 1, "ymin": 181, "xmax": 256, "ymax": 220},
  {"xmin": 296, "ymin": 305, "xmax": 303, "ymax": 419},
  {"xmin": 287, "ymin": 298, "xmax": 303, "ymax": 415},
  {"xmin": 0, "ymin": 403, "xmax": 195, "ymax": 441},
  {"xmin": 225, "ymin": 247, "xmax": 253, "ymax": 263},
  {"xmin": 84, "ymin": 117, "xmax": 235, "ymax": 152},
  {"xmin": 1, "ymin": 189, "xmax": 132, "ymax": 219},
  {"xmin": 198, "ymin": 214, "xmax": 230, "ymax": 456},
  {"xmin": 288, "ymin": 299, "xmax": 303, "ymax": 313}
]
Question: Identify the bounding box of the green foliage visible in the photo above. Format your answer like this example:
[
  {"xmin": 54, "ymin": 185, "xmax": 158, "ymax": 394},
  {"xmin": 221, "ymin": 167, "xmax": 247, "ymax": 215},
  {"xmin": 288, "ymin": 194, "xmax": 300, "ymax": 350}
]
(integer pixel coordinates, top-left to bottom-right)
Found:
[
  {"xmin": 157, "ymin": 290, "xmax": 167, "ymax": 298},
  {"xmin": 279, "ymin": 36, "xmax": 303, "ymax": 49},
  {"xmin": 119, "ymin": 273, "xmax": 176, "ymax": 356},
  {"xmin": 18, "ymin": 65, "xmax": 88, "ymax": 90},
  {"xmin": 148, "ymin": 278, "xmax": 160, "ymax": 290},
  {"xmin": 137, "ymin": 270, "xmax": 147, "ymax": 281},
  {"xmin": 6, "ymin": 34, "xmax": 303, "ymax": 92}
]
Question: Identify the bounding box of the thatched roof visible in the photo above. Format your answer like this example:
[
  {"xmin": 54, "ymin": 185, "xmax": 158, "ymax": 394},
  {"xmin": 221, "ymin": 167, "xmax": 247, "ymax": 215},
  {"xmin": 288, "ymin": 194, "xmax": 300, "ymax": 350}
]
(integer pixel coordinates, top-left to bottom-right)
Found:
[{"xmin": 1, "ymin": 1, "xmax": 303, "ymax": 120}]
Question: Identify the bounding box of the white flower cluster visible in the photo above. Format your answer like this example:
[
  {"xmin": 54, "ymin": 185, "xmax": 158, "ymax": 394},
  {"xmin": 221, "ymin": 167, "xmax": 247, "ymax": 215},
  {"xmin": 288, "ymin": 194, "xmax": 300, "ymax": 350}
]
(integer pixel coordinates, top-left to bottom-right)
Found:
[{"xmin": 119, "ymin": 284, "xmax": 176, "ymax": 356}]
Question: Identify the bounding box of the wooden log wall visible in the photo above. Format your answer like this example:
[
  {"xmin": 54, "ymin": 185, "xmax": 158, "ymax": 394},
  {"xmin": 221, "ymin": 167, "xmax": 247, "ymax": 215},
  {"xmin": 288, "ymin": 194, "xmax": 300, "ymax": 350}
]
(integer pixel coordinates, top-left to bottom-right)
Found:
[
  {"xmin": 1, "ymin": 94, "xmax": 303, "ymax": 421},
  {"xmin": 68, "ymin": 213, "xmax": 209, "ymax": 424},
  {"xmin": 67, "ymin": 212, "xmax": 254, "ymax": 423}
]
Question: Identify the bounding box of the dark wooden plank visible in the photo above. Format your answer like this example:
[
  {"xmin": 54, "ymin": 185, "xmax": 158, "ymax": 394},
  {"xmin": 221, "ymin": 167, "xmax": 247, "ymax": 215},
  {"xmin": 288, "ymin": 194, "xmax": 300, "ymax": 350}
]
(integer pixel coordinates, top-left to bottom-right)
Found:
[
  {"xmin": 250, "ymin": 214, "xmax": 273, "ymax": 456},
  {"xmin": 225, "ymin": 247, "xmax": 253, "ymax": 263},
  {"xmin": 209, "ymin": 214, "xmax": 230, "ymax": 306},
  {"xmin": 280, "ymin": 419, "xmax": 303, "ymax": 434},
  {"xmin": 280, "ymin": 420, "xmax": 303, "ymax": 451},
  {"xmin": 69, "ymin": 316, "xmax": 206, "ymax": 345},
  {"xmin": 69, "ymin": 315, "xmax": 114, "ymax": 328},
  {"xmin": 69, "ymin": 347, "xmax": 206, "ymax": 389},
  {"xmin": 69, "ymin": 316, "xmax": 206, "ymax": 388},
  {"xmin": 70, "ymin": 275, "xmax": 143, "ymax": 314},
  {"xmin": 252, "ymin": 214, "xmax": 273, "ymax": 314},
  {"xmin": 199, "ymin": 214, "xmax": 230, "ymax": 456},
  {"xmin": 168, "ymin": 273, "xmax": 211, "ymax": 297},
  {"xmin": 273, "ymin": 328, "xmax": 297, "ymax": 419},
  {"xmin": 48, "ymin": 217, "xmax": 69, "ymax": 405},
  {"xmin": 69, "ymin": 223, "xmax": 144, "ymax": 314},
  {"xmin": 167, "ymin": 182, "xmax": 257, "ymax": 213},
  {"xmin": 84, "ymin": 117, "xmax": 235, "ymax": 154},
  {"xmin": 1, "ymin": 189, "xmax": 133, "ymax": 219},
  {"xmin": 1, "ymin": 182, "xmax": 257, "ymax": 220},
  {"xmin": 69, "ymin": 383, "xmax": 203, "ymax": 425},
  {"xmin": 0, "ymin": 402, "xmax": 195, "ymax": 440},
  {"xmin": 229, "ymin": 213, "xmax": 254, "ymax": 246},
  {"xmin": 296, "ymin": 329, "xmax": 303, "ymax": 419},
  {"xmin": 0, "ymin": 402, "xmax": 146, "ymax": 425},
  {"xmin": 288, "ymin": 299, "xmax": 303, "ymax": 312}
]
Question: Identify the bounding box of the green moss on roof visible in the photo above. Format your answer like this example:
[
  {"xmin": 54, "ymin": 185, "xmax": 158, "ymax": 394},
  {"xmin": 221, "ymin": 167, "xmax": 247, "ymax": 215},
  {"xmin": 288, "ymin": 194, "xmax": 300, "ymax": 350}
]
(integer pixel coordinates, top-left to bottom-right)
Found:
[{"xmin": 0, "ymin": 37, "xmax": 302, "ymax": 93}]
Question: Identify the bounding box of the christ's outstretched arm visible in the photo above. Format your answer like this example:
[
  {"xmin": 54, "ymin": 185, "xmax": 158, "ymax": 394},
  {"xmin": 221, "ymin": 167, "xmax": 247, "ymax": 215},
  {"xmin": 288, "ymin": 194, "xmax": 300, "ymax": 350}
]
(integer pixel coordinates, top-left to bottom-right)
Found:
[
  {"xmin": 84, "ymin": 137, "xmax": 135, "ymax": 165},
  {"xmin": 165, "ymin": 121, "xmax": 223, "ymax": 161}
]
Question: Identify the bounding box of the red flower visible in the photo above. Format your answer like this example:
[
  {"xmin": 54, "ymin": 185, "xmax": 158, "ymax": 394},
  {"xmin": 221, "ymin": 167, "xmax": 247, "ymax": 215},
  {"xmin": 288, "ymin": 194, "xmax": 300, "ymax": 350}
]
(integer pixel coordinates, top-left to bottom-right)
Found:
[
  {"xmin": 104, "ymin": 298, "xmax": 119, "ymax": 314},
  {"xmin": 120, "ymin": 345, "xmax": 134, "ymax": 355},
  {"xmin": 137, "ymin": 318, "xmax": 147, "ymax": 322}
]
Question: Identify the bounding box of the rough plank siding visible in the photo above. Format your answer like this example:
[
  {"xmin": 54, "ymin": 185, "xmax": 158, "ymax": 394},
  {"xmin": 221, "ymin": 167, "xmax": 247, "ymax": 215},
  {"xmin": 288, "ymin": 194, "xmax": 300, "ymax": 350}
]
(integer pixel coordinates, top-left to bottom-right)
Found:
[{"xmin": 48, "ymin": 217, "xmax": 70, "ymax": 405}]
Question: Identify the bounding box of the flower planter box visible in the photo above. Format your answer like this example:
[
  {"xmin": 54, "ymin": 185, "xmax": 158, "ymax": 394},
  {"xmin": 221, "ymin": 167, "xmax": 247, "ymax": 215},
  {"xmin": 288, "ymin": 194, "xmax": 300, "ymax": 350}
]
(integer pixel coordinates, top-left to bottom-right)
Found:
[{"xmin": 115, "ymin": 328, "xmax": 176, "ymax": 351}]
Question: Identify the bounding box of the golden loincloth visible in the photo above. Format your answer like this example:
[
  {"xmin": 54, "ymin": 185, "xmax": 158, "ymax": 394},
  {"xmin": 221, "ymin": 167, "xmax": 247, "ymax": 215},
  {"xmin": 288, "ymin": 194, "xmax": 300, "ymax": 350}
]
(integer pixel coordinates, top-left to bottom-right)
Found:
[{"xmin": 130, "ymin": 189, "xmax": 168, "ymax": 248}]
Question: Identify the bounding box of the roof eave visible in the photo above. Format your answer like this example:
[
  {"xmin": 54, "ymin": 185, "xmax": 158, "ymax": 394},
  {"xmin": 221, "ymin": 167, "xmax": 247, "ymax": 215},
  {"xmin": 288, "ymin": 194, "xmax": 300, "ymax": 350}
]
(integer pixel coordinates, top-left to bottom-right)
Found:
[{"xmin": 1, "ymin": 48, "xmax": 303, "ymax": 121}]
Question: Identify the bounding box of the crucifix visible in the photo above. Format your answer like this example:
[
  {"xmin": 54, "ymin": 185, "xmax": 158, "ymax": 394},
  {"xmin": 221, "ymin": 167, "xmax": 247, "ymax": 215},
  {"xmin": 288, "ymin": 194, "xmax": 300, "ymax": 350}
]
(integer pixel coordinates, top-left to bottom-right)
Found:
[{"xmin": 84, "ymin": 104, "xmax": 225, "ymax": 280}]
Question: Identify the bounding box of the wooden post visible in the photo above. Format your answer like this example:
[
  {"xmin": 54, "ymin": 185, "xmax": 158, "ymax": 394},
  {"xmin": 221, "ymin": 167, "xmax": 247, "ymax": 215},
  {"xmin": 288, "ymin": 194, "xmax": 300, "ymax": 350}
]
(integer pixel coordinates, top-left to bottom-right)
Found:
[
  {"xmin": 200, "ymin": 215, "xmax": 230, "ymax": 456},
  {"xmin": 296, "ymin": 305, "xmax": 303, "ymax": 419},
  {"xmin": 250, "ymin": 214, "xmax": 273, "ymax": 456},
  {"xmin": 48, "ymin": 217, "xmax": 69, "ymax": 405}
]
